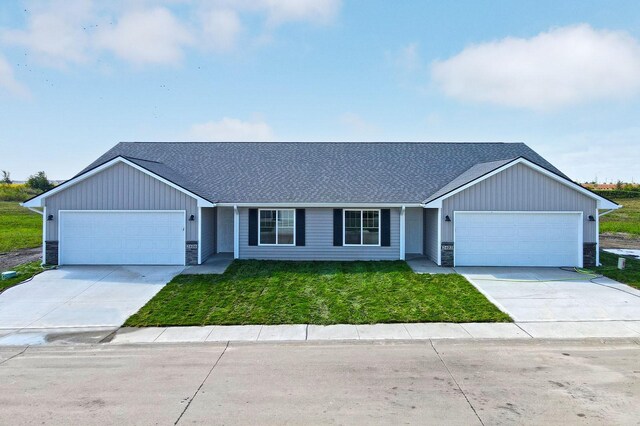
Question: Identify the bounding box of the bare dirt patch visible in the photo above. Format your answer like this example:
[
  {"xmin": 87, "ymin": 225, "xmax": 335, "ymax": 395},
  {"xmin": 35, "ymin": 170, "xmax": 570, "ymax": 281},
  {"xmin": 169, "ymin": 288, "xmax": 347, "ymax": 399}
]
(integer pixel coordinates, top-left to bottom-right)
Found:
[
  {"xmin": 600, "ymin": 232, "xmax": 640, "ymax": 250},
  {"xmin": 0, "ymin": 247, "xmax": 41, "ymax": 271}
]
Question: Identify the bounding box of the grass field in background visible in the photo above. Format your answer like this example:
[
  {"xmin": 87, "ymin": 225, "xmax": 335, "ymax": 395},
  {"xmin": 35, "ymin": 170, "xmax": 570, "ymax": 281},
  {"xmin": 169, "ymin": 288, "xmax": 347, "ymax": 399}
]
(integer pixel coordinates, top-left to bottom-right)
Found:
[
  {"xmin": 599, "ymin": 198, "xmax": 640, "ymax": 235},
  {"xmin": 0, "ymin": 201, "xmax": 42, "ymax": 252}
]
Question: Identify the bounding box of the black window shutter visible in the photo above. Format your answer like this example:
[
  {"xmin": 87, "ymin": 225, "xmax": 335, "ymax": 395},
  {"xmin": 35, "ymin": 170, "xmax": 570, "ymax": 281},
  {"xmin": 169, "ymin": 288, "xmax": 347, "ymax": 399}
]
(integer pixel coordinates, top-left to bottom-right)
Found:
[
  {"xmin": 381, "ymin": 209, "xmax": 391, "ymax": 246},
  {"xmin": 248, "ymin": 209, "xmax": 258, "ymax": 246},
  {"xmin": 333, "ymin": 209, "xmax": 343, "ymax": 246},
  {"xmin": 296, "ymin": 209, "xmax": 305, "ymax": 246}
]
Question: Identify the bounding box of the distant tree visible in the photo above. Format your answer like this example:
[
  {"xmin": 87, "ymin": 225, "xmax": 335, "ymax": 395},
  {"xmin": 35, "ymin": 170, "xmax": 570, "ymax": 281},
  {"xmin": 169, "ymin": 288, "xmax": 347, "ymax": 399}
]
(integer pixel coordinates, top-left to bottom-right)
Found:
[
  {"xmin": 26, "ymin": 171, "xmax": 54, "ymax": 192},
  {"xmin": 1, "ymin": 170, "xmax": 11, "ymax": 184},
  {"xmin": 616, "ymin": 180, "xmax": 624, "ymax": 190}
]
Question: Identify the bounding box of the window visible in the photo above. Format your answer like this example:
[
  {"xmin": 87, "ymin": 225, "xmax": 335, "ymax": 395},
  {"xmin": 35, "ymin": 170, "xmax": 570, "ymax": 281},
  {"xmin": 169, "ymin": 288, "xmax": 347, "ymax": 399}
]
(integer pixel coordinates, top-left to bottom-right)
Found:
[
  {"xmin": 259, "ymin": 209, "xmax": 295, "ymax": 245},
  {"xmin": 344, "ymin": 210, "xmax": 380, "ymax": 246}
]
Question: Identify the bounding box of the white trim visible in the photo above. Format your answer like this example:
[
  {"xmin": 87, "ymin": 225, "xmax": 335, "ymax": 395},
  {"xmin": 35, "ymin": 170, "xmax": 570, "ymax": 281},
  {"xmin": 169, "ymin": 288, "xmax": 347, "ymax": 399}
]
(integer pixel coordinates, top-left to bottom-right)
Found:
[
  {"xmin": 452, "ymin": 211, "xmax": 584, "ymax": 268},
  {"xmin": 595, "ymin": 211, "xmax": 600, "ymax": 266},
  {"xmin": 343, "ymin": 209, "xmax": 382, "ymax": 247},
  {"xmin": 217, "ymin": 202, "xmax": 421, "ymax": 208},
  {"xmin": 399, "ymin": 206, "xmax": 406, "ymax": 260},
  {"xmin": 233, "ymin": 205, "xmax": 239, "ymax": 259},
  {"xmin": 257, "ymin": 208, "xmax": 296, "ymax": 246},
  {"xmin": 197, "ymin": 206, "xmax": 202, "ymax": 265},
  {"xmin": 21, "ymin": 156, "xmax": 215, "ymax": 208},
  {"xmin": 422, "ymin": 158, "xmax": 620, "ymax": 210},
  {"xmin": 42, "ymin": 206, "xmax": 47, "ymax": 265},
  {"xmin": 437, "ymin": 207, "xmax": 442, "ymax": 266},
  {"xmin": 57, "ymin": 209, "xmax": 186, "ymax": 266}
]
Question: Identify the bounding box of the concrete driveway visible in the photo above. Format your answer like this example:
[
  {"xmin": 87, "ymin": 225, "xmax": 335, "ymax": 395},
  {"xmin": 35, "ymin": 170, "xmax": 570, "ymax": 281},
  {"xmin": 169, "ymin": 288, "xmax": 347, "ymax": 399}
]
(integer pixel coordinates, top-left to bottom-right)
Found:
[
  {"xmin": 0, "ymin": 265, "xmax": 182, "ymax": 330},
  {"xmin": 458, "ymin": 267, "xmax": 640, "ymax": 322}
]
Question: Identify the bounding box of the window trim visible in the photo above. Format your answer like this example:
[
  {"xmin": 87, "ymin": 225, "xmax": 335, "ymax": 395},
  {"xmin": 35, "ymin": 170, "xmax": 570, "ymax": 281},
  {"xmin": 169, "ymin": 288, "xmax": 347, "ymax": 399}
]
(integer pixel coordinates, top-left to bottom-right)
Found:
[
  {"xmin": 343, "ymin": 209, "xmax": 381, "ymax": 247},
  {"xmin": 258, "ymin": 208, "xmax": 296, "ymax": 246}
]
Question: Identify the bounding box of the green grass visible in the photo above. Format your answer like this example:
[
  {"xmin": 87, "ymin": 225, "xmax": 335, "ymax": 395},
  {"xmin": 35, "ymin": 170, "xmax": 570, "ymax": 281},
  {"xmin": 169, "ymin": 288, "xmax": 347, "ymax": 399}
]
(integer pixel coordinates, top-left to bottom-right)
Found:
[
  {"xmin": 125, "ymin": 260, "xmax": 511, "ymax": 326},
  {"xmin": 600, "ymin": 198, "xmax": 640, "ymax": 235},
  {"xmin": 0, "ymin": 201, "xmax": 42, "ymax": 252},
  {"xmin": 0, "ymin": 261, "xmax": 45, "ymax": 293},
  {"xmin": 0, "ymin": 183, "xmax": 41, "ymax": 202},
  {"xmin": 595, "ymin": 251, "xmax": 640, "ymax": 290}
]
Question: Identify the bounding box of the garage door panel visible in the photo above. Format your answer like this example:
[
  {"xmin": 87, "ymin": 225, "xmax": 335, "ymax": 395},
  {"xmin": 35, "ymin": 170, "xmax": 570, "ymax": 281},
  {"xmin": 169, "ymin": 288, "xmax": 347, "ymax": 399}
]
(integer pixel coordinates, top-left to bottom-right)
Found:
[
  {"xmin": 60, "ymin": 211, "xmax": 185, "ymax": 265},
  {"xmin": 455, "ymin": 212, "xmax": 581, "ymax": 267}
]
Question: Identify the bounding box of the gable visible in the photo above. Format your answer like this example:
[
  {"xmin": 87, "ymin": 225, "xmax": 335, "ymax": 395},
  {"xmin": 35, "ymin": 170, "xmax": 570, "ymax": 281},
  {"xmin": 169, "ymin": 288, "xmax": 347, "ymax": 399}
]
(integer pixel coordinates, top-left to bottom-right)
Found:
[
  {"xmin": 22, "ymin": 156, "xmax": 213, "ymax": 208},
  {"xmin": 424, "ymin": 158, "xmax": 618, "ymax": 210},
  {"xmin": 45, "ymin": 161, "xmax": 198, "ymax": 211}
]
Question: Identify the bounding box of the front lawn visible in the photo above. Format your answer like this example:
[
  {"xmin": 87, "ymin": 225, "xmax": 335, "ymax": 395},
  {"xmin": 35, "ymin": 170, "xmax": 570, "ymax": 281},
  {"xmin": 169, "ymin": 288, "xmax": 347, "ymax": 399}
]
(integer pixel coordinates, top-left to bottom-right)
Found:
[
  {"xmin": 0, "ymin": 201, "xmax": 42, "ymax": 252},
  {"xmin": 0, "ymin": 261, "xmax": 45, "ymax": 293},
  {"xmin": 125, "ymin": 260, "xmax": 510, "ymax": 326},
  {"xmin": 600, "ymin": 198, "xmax": 640, "ymax": 235},
  {"xmin": 595, "ymin": 251, "xmax": 640, "ymax": 290}
]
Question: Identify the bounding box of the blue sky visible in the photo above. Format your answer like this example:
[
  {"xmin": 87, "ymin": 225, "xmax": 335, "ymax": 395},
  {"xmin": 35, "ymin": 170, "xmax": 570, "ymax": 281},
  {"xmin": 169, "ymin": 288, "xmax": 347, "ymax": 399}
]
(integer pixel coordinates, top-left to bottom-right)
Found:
[{"xmin": 1, "ymin": 0, "xmax": 640, "ymax": 182}]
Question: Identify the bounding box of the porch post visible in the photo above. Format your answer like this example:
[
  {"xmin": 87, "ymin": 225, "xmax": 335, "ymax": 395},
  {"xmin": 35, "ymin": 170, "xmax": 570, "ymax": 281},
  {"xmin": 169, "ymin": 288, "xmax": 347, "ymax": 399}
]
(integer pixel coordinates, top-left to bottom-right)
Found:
[
  {"xmin": 233, "ymin": 205, "xmax": 239, "ymax": 259},
  {"xmin": 197, "ymin": 206, "xmax": 202, "ymax": 265},
  {"xmin": 400, "ymin": 205, "xmax": 406, "ymax": 260}
]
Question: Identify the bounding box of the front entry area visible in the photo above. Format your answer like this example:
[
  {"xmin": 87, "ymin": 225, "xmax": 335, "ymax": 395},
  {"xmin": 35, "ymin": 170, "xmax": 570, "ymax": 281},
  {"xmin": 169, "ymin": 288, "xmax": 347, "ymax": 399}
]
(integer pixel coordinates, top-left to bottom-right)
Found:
[
  {"xmin": 59, "ymin": 211, "xmax": 186, "ymax": 265},
  {"xmin": 454, "ymin": 211, "xmax": 582, "ymax": 267}
]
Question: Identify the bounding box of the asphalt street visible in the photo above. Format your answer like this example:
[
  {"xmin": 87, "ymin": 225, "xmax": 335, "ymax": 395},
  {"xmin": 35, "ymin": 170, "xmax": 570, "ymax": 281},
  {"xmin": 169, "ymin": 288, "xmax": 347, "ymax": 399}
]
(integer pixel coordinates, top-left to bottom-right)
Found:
[{"xmin": 1, "ymin": 339, "xmax": 639, "ymax": 425}]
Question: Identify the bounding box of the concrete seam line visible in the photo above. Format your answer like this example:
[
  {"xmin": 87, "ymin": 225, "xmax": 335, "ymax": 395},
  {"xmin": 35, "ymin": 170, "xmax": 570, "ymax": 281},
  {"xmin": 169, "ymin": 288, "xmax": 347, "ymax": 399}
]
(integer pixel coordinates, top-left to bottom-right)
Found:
[
  {"xmin": 305, "ymin": 324, "xmax": 309, "ymax": 341},
  {"xmin": 175, "ymin": 340, "xmax": 229, "ymax": 425},
  {"xmin": 0, "ymin": 346, "xmax": 29, "ymax": 366},
  {"xmin": 430, "ymin": 340, "xmax": 485, "ymax": 426},
  {"xmin": 514, "ymin": 323, "xmax": 534, "ymax": 338}
]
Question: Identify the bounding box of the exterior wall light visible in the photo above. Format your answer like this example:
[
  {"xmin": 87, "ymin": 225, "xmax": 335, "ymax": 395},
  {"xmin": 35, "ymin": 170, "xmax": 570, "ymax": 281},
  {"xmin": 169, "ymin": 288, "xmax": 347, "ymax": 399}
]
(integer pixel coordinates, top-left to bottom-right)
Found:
[
  {"xmin": 47, "ymin": 215, "xmax": 54, "ymax": 221},
  {"xmin": 588, "ymin": 215, "xmax": 595, "ymax": 221},
  {"xmin": 189, "ymin": 214, "xmax": 195, "ymax": 221},
  {"xmin": 444, "ymin": 215, "xmax": 451, "ymax": 222}
]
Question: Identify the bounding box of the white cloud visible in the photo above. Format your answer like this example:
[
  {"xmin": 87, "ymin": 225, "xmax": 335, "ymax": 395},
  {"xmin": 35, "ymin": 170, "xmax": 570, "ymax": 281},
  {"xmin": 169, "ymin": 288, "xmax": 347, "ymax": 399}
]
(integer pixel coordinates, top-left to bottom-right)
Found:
[
  {"xmin": 432, "ymin": 24, "xmax": 640, "ymax": 110},
  {"xmin": 1, "ymin": 0, "xmax": 93, "ymax": 67},
  {"xmin": 340, "ymin": 112, "xmax": 380, "ymax": 138},
  {"xmin": 388, "ymin": 42, "xmax": 421, "ymax": 72},
  {"xmin": 200, "ymin": 8, "xmax": 242, "ymax": 52},
  {"xmin": 0, "ymin": 54, "xmax": 30, "ymax": 97},
  {"xmin": 96, "ymin": 7, "xmax": 193, "ymax": 66},
  {"xmin": 258, "ymin": 0, "xmax": 342, "ymax": 26},
  {"xmin": 186, "ymin": 117, "xmax": 274, "ymax": 141}
]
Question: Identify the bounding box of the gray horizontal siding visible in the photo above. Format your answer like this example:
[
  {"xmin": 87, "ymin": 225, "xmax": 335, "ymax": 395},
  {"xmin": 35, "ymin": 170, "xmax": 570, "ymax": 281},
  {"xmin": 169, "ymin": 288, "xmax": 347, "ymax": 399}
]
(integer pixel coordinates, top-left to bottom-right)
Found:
[
  {"xmin": 201, "ymin": 207, "xmax": 216, "ymax": 261},
  {"xmin": 442, "ymin": 163, "xmax": 597, "ymax": 242},
  {"xmin": 424, "ymin": 208, "xmax": 439, "ymax": 262},
  {"xmin": 45, "ymin": 162, "xmax": 198, "ymax": 241},
  {"xmin": 404, "ymin": 207, "xmax": 423, "ymax": 254},
  {"xmin": 239, "ymin": 208, "xmax": 401, "ymax": 260}
]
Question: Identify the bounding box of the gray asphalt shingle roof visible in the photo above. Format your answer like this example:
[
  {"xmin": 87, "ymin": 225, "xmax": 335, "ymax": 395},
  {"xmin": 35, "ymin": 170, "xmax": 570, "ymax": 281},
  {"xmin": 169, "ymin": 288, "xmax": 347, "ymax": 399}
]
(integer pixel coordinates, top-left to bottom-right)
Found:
[{"xmin": 80, "ymin": 142, "xmax": 566, "ymax": 204}]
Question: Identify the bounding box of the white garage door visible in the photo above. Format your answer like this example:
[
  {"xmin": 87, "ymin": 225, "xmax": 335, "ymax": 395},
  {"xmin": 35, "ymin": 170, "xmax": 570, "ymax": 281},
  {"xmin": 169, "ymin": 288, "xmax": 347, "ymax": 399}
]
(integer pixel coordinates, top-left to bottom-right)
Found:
[
  {"xmin": 454, "ymin": 212, "xmax": 582, "ymax": 267},
  {"xmin": 59, "ymin": 211, "xmax": 185, "ymax": 265}
]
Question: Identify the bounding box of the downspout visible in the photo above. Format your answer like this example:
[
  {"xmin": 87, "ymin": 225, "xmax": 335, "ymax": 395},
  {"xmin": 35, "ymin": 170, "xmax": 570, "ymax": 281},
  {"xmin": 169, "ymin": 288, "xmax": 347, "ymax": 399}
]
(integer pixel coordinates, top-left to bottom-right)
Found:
[
  {"xmin": 596, "ymin": 207, "xmax": 619, "ymax": 266},
  {"xmin": 24, "ymin": 206, "xmax": 46, "ymax": 265}
]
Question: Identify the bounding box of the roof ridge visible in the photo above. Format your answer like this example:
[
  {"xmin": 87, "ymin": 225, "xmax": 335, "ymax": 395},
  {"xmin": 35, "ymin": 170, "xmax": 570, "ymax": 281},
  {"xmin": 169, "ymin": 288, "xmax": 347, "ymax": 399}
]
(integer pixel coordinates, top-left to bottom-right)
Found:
[{"xmin": 116, "ymin": 141, "xmax": 527, "ymax": 145}]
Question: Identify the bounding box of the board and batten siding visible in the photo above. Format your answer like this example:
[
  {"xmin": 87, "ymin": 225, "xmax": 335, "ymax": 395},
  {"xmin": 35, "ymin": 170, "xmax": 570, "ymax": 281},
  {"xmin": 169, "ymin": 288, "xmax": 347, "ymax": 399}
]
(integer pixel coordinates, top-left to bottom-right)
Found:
[
  {"xmin": 238, "ymin": 207, "xmax": 401, "ymax": 260},
  {"xmin": 423, "ymin": 208, "xmax": 439, "ymax": 262},
  {"xmin": 404, "ymin": 207, "xmax": 423, "ymax": 254},
  {"xmin": 45, "ymin": 162, "xmax": 198, "ymax": 241},
  {"xmin": 441, "ymin": 163, "xmax": 597, "ymax": 243}
]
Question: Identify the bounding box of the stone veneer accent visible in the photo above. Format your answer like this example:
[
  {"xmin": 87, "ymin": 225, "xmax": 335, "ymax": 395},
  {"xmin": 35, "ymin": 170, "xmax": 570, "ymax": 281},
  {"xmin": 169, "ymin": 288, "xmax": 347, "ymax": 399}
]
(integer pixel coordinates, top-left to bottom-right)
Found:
[
  {"xmin": 45, "ymin": 241, "xmax": 58, "ymax": 265},
  {"xmin": 440, "ymin": 242, "xmax": 454, "ymax": 267},
  {"xmin": 583, "ymin": 243, "xmax": 597, "ymax": 268},
  {"xmin": 186, "ymin": 241, "xmax": 199, "ymax": 266}
]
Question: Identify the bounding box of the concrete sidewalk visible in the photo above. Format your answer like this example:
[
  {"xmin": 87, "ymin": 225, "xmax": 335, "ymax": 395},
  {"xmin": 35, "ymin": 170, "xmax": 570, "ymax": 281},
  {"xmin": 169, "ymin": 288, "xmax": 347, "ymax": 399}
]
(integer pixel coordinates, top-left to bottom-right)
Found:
[{"xmin": 106, "ymin": 320, "xmax": 640, "ymax": 344}]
